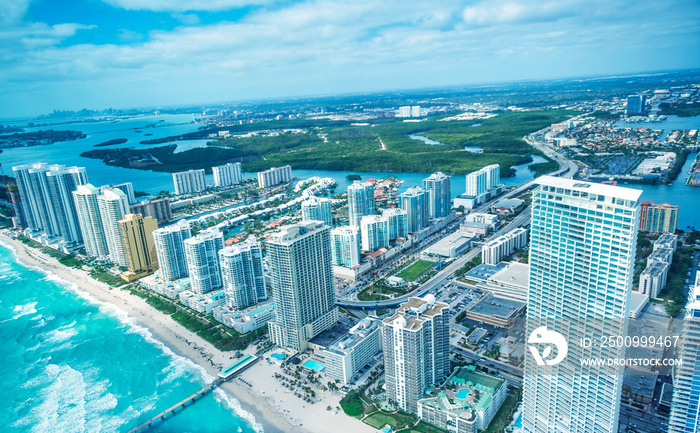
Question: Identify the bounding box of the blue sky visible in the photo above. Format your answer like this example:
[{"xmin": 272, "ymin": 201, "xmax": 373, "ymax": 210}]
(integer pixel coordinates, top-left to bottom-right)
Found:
[{"xmin": 2, "ymin": 0, "xmax": 699, "ymax": 118}]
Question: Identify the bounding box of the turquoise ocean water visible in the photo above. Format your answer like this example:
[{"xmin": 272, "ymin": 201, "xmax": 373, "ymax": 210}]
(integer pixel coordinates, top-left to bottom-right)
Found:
[{"xmin": 0, "ymin": 241, "xmax": 259, "ymax": 433}]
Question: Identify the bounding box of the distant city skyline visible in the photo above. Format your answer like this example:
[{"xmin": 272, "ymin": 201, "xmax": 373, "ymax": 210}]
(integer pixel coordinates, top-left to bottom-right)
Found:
[{"xmin": 2, "ymin": 0, "xmax": 699, "ymax": 118}]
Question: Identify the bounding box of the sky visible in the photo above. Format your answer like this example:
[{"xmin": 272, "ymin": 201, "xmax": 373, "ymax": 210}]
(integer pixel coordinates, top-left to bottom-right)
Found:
[{"xmin": 2, "ymin": 0, "xmax": 699, "ymax": 118}]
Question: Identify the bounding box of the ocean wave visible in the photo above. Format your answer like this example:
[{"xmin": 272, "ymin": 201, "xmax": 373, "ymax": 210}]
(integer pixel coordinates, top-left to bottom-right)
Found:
[
  {"xmin": 214, "ymin": 388, "xmax": 265, "ymax": 433},
  {"xmin": 11, "ymin": 301, "xmax": 38, "ymax": 319},
  {"xmin": 26, "ymin": 364, "xmax": 88, "ymax": 433}
]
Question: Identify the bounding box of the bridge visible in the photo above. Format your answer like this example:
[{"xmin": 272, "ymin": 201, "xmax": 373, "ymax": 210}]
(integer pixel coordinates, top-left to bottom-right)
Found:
[{"xmin": 127, "ymin": 378, "xmax": 225, "ymax": 433}]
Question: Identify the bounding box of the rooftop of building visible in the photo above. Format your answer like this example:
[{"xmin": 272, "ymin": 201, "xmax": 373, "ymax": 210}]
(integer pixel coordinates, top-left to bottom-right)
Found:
[
  {"xmin": 629, "ymin": 291, "xmax": 649, "ymax": 311},
  {"xmin": 488, "ymin": 262, "xmax": 529, "ymax": 288},
  {"xmin": 536, "ymin": 175, "xmax": 643, "ymax": 202},
  {"xmin": 418, "ymin": 367, "xmax": 504, "ymax": 415},
  {"xmin": 325, "ymin": 318, "xmax": 380, "ymax": 356},
  {"xmin": 384, "ymin": 295, "xmax": 448, "ymax": 331},
  {"xmin": 465, "ymin": 262, "xmax": 508, "ymax": 281},
  {"xmin": 622, "ymin": 368, "xmax": 658, "ymax": 398},
  {"xmin": 492, "ymin": 198, "xmax": 524, "ymax": 209},
  {"xmin": 268, "ymin": 220, "xmax": 326, "ymax": 243},
  {"xmin": 308, "ymin": 321, "xmax": 352, "ymax": 349},
  {"xmin": 641, "ymin": 260, "xmax": 670, "ymax": 276},
  {"xmin": 465, "ymin": 293, "xmax": 525, "ymax": 320}
]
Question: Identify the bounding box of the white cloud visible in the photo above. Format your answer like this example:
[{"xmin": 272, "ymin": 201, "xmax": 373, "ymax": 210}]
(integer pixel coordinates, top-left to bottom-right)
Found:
[{"xmin": 101, "ymin": 0, "xmax": 273, "ymax": 12}]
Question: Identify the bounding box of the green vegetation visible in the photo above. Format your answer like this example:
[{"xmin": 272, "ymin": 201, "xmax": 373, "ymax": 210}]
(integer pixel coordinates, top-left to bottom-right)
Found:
[
  {"xmin": 339, "ymin": 389, "xmax": 370, "ymax": 418},
  {"xmin": 16, "ymin": 236, "xmax": 89, "ymax": 269},
  {"xmin": 81, "ymin": 110, "xmax": 575, "ymax": 176},
  {"xmin": 363, "ymin": 412, "xmax": 417, "ymax": 430},
  {"xmin": 454, "ymin": 253, "xmax": 483, "ymax": 278},
  {"xmin": 94, "ymin": 138, "xmax": 128, "ymax": 147},
  {"xmin": 658, "ymin": 246, "xmax": 694, "ymax": 316},
  {"xmin": 405, "ymin": 421, "xmax": 449, "ymax": 433},
  {"xmin": 397, "ymin": 260, "xmax": 434, "ymax": 282},
  {"xmin": 357, "ymin": 281, "xmax": 409, "ymax": 301},
  {"xmin": 91, "ymin": 270, "xmax": 127, "ymax": 287},
  {"xmin": 483, "ymin": 393, "xmax": 519, "ymax": 433},
  {"xmin": 529, "ymin": 159, "xmax": 559, "ymax": 177},
  {"xmin": 659, "ymin": 102, "xmax": 700, "ymax": 117}
]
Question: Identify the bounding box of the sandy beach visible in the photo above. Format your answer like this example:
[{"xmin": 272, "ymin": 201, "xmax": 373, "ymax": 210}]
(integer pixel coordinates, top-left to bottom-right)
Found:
[{"xmin": 1, "ymin": 231, "xmax": 372, "ymax": 433}]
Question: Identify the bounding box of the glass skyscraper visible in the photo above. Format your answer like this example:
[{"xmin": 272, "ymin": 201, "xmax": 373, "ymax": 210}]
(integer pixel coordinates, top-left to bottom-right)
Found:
[
  {"xmin": 523, "ymin": 176, "xmax": 641, "ymax": 433},
  {"xmin": 422, "ymin": 172, "xmax": 450, "ymax": 219}
]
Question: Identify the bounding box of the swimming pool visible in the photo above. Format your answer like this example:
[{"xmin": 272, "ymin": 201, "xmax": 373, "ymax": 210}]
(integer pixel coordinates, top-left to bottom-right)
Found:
[
  {"xmin": 271, "ymin": 353, "xmax": 286, "ymax": 362},
  {"xmin": 455, "ymin": 388, "xmax": 472, "ymax": 400},
  {"xmin": 515, "ymin": 413, "xmax": 523, "ymax": 428},
  {"xmin": 303, "ymin": 359, "xmax": 326, "ymax": 372}
]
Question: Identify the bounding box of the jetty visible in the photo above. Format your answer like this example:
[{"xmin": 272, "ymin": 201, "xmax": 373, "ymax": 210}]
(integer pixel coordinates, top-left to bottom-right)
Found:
[{"xmin": 128, "ymin": 354, "xmax": 259, "ymax": 433}]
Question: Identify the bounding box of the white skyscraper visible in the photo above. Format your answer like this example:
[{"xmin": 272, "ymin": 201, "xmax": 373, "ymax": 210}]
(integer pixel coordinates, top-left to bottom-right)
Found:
[
  {"xmin": 668, "ymin": 271, "xmax": 700, "ymax": 433},
  {"xmin": 73, "ymin": 184, "xmax": 108, "ymax": 258},
  {"xmin": 465, "ymin": 164, "xmax": 500, "ymax": 197},
  {"xmin": 172, "ymin": 169, "xmax": 207, "ymax": 195},
  {"xmin": 152, "ymin": 220, "xmax": 191, "ymax": 281},
  {"xmin": 219, "ymin": 236, "xmax": 267, "ymax": 310},
  {"xmin": 383, "ymin": 295, "xmax": 450, "ymax": 412},
  {"xmin": 331, "ymin": 226, "xmax": 361, "ymax": 268},
  {"xmin": 360, "ymin": 215, "xmax": 389, "ymax": 252},
  {"xmin": 257, "ymin": 165, "xmax": 292, "ymax": 188},
  {"xmin": 97, "ymin": 188, "xmax": 130, "ymax": 266},
  {"xmin": 381, "ymin": 208, "xmax": 408, "ymax": 240},
  {"xmin": 268, "ymin": 221, "xmax": 338, "ymax": 351},
  {"xmin": 12, "ymin": 163, "xmax": 88, "ymax": 246},
  {"xmin": 184, "ymin": 228, "xmax": 224, "ymax": 294},
  {"xmin": 301, "ymin": 196, "xmax": 333, "ymax": 226},
  {"xmin": 422, "ymin": 172, "xmax": 450, "ymax": 219},
  {"xmin": 399, "ymin": 187, "xmax": 429, "ymax": 233},
  {"xmin": 212, "ymin": 162, "xmax": 243, "ymax": 188},
  {"xmin": 523, "ymin": 176, "xmax": 641, "ymax": 433},
  {"xmin": 347, "ymin": 181, "xmax": 375, "ymax": 227},
  {"xmin": 101, "ymin": 182, "xmax": 136, "ymax": 205}
]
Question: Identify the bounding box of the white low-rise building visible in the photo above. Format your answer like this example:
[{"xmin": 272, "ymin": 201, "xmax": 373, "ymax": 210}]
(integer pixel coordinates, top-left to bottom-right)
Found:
[
  {"xmin": 179, "ymin": 290, "xmax": 226, "ymax": 314},
  {"xmin": 213, "ymin": 302, "xmax": 275, "ymax": 334},
  {"xmin": 424, "ymin": 232, "xmax": 474, "ymax": 259},
  {"xmin": 481, "ymin": 227, "xmax": 528, "ymax": 265},
  {"xmin": 141, "ymin": 274, "xmax": 191, "ymax": 299},
  {"xmin": 323, "ymin": 318, "xmax": 383, "ymax": 384}
]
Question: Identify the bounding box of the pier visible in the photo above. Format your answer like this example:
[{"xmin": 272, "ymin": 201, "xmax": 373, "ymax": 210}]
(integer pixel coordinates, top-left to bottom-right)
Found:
[
  {"xmin": 127, "ymin": 378, "xmax": 225, "ymax": 433},
  {"xmin": 127, "ymin": 355, "xmax": 259, "ymax": 433}
]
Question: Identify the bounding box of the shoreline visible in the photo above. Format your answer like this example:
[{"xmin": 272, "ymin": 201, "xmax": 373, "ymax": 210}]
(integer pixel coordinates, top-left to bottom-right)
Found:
[{"xmin": 0, "ymin": 232, "xmax": 307, "ymax": 433}]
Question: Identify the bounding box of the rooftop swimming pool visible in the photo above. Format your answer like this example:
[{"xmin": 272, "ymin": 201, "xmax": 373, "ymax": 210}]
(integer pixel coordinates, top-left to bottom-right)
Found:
[
  {"xmin": 303, "ymin": 359, "xmax": 325, "ymax": 372},
  {"xmin": 455, "ymin": 388, "xmax": 472, "ymax": 400},
  {"xmin": 515, "ymin": 413, "xmax": 523, "ymax": 428}
]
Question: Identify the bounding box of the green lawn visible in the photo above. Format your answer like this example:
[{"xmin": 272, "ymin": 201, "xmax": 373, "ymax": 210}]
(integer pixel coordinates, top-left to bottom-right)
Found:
[
  {"xmin": 397, "ymin": 260, "xmax": 434, "ymax": 282},
  {"xmin": 363, "ymin": 412, "xmax": 417, "ymax": 430},
  {"xmin": 90, "ymin": 271, "xmax": 127, "ymax": 287}
]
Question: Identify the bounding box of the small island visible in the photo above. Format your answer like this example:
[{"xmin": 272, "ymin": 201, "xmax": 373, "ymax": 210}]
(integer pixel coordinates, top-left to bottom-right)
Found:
[
  {"xmin": 94, "ymin": 138, "xmax": 128, "ymax": 147},
  {"xmin": 0, "ymin": 129, "xmax": 86, "ymax": 149}
]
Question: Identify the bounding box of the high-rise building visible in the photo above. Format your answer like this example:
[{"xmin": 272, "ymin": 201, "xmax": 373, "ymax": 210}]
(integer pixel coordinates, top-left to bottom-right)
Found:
[
  {"xmin": 626, "ymin": 94, "xmax": 647, "ymax": 116},
  {"xmin": 383, "ymin": 295, "xmax": 450, "ymax": 412},
  {"xmin": 184, "ymin": 228, "xmax": 225, "ymax": 294},
  {"xmin": 219, "ymin": 236, "xmax": 267, "ymax": 310},
  {"xmin": 267, "ymin": 221, "xmax": 338, "ymax": 351},
  {"xmin": 12, "ymin": 163, "xmax": 88, "ymax": 246},
  {"xmin": 213, "ymin": 162, "xmax": 243, "ymax": 188},
  {"xmin": 152, "ymin": 219, "xmax": 191, "ymax": 281},
  {"xmin": 118, "ymin": 214, "xmax": 158, "ymax": 275},
  {"xmin": 639, "ymin": 201, "xmax": 678, "ymax": 234},
  {"xmin": 347, "ymin": 181, "xmax": 375, "ymax": 227},
  {"xmin": 129, "ymin": 197, "xmax": 172, "ymax": 224},
  {"xmin": 73, "ymin": 184, "xmax": 108, "ymax": 258},
  {"xmin": 101, "ymin": 182, "xmax": 135, "ymax": 205},
  {"xmin": 97, "ymin": 188, "xmax": 130, "ymax": 266},
  {"xmin": 324, "ymin": 318, "xmax": 383, "ymax": 384},
  {"xmin": 399, "ymin": 187, "xmax": 428, "ymax": 233},
  {"xmin": 172, "ymin": 169, "xmax": 207, "ymax": 195},
  {"xmin": 360, "ymin": 215, "xmax": 389, "ymax": 252},
  {"xmin": 331, "ymin": 226, "xmax": 361, "ymax": 268},
  {"xmin": 465, "ymin": 164, "xmax": 500, "ymax": 197},
  {"xmin": 522, "ymin": 176, "xmax": 641, "ymax": 433},
  {"xmin": 423, "ymin": 172, "xmax": 450, "ymax": 219},
  {"xmin": 381, "ymin": 208, "xmax": 408, "ymax": 240},
  {"xmin": 257, "ymin": 165, "xmax": 292, "ymax": 188},
  {"xmin": 481, "ymin": 227, "xmax": 528, "ymax": 265},
  {"xmin": 668, "ymin": 271, "xmax": 700, "ymax": 433},
  {"xmin": 301, "ymin": 196, "xmax": 333, "ymax": 226}
]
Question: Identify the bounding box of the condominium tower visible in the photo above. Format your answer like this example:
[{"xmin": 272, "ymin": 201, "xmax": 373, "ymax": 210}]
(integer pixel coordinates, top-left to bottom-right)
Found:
[
  {"xmin": 118, "ymin": 214, "xmax": 158, "ymax": 275},
  {"xmin": 219, "ymin": 236, "xmax": 267, "ymax": 310},
  {"xmin": 422, "ymin": 172, "xmax": 450, "ymax": 219},
  {"xmin": 213, "ymin": 162, "xmax": 243, "ymax": 188},
  {"xmin": 639, "ymin": 201, "xmax": 678, "ymax": 234},
  {"xmin": 72, "ymin": 184, "xmax": 109, "ymax": 258},
  {"xmin": 383, "ymin": 295, "xmax": 450, "ymax": 412},
  {"xmin": 12, "ymin": 163, "xmax": 88, "ymax": 246},
  {"xmin": 399, "ymin": 187, "xmax": 429, "ymax": 233},
  {"xmin": 97, "ymin": 188, "xmax": 130, "ymax": 267},
  {"xmin": 330, "ymin": 226, "xmax": 361, "ymax": 268},
  {"xmin": 172, "ymin": 169, "xmax": 206, "ymax": 195},
  {"xmin": 668, "ymin": 271, "xmax": 700, "ymax": 433},
  {"xmin": 347, "ymin": 181, "xmax": 375, "ymax": 227},
  {"xmin": 268, "ymin": 221, "xmax": 338, "ymax": 351},
  {"xmin": 257, "ymin": 165, "xmax": 292, "ymax": 188},
  {"xmin": 522, "ymin": 176, "xmax": 641, "ymax": 433},
  {"xmin": 301, "ymin": 196, "xmax": 333, "ymax": 226},
  {"xmin": 465, "ymin": 164, "xmax": 500, "ymax": 197},
  {"xmin": 184, "ymin": 228, "xmax": 224, "ymax": 294},
  {"xmin": 152, "ymin": 220, "xmax": 191, "ymax": 281}
]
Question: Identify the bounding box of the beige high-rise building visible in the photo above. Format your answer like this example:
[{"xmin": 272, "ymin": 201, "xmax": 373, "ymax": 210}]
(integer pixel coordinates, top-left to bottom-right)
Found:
[{"xmin": 118, "ymin": 213, "xmax": 158, "ymax": 280}]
